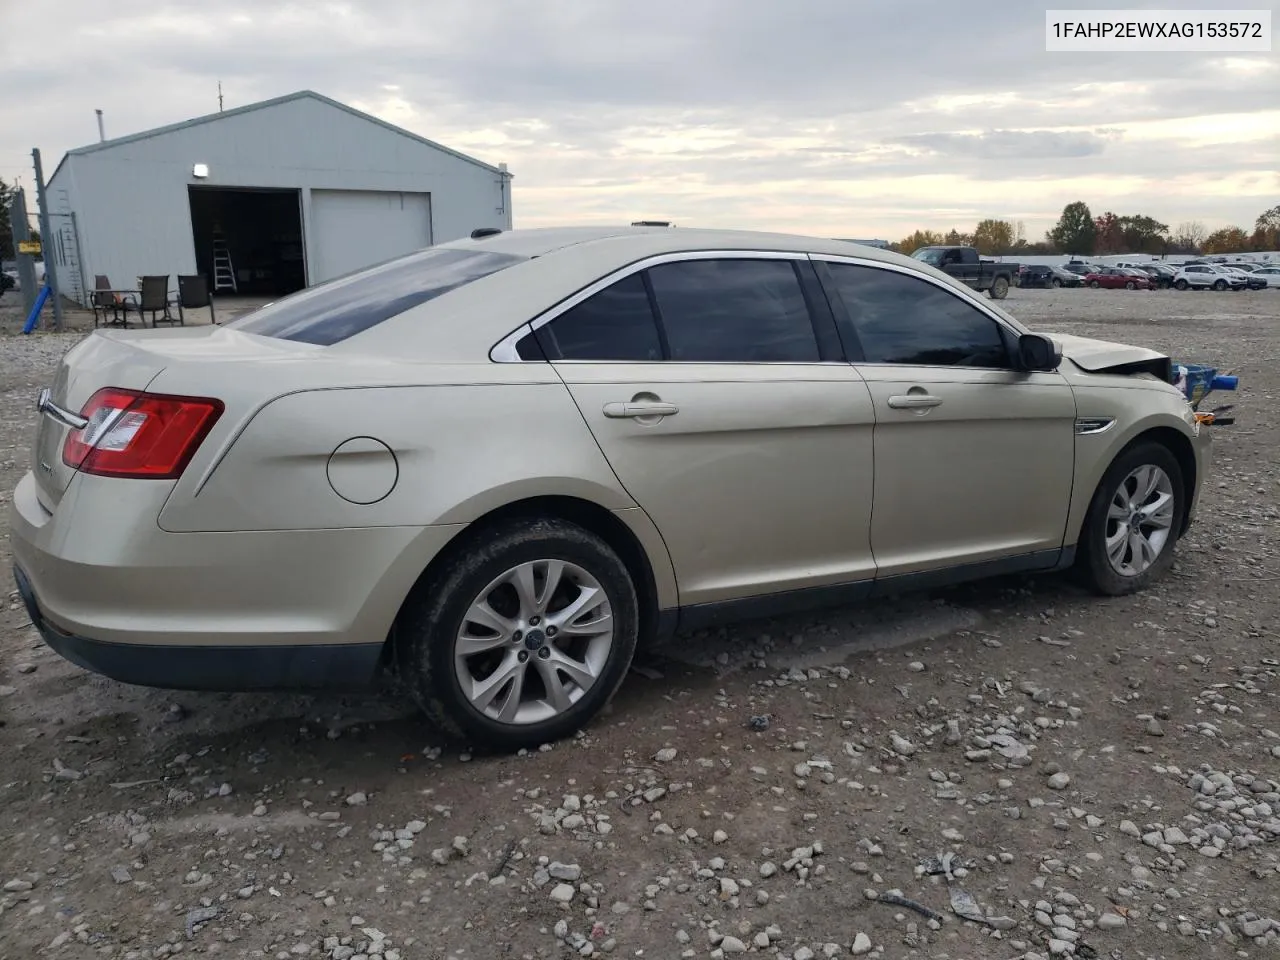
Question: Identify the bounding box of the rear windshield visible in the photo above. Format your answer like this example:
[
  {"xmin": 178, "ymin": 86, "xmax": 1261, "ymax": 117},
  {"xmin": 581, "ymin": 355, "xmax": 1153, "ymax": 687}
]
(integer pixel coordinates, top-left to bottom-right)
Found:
[{"xmin": 228, "ymin": 247, "xmax": 527, "ymax": 345}]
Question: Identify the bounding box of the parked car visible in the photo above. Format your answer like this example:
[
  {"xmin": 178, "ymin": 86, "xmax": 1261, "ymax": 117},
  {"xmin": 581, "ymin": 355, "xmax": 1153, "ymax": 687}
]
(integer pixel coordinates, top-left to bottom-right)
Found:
[
  {"xmin": 1062, "ymin": 262, "xmax": 1102, "ymax": 276},
  {"xmin": 1020, "ymin": 264, "xmax": 1081, "ymax": 288},
  {"xmin": 0, "ymin": 271, "xmax": 15, "ymax": 299},
  {"xmin": 1222, "ymin": 267, "xmax": 1268, "ymax": 291},
  {"xmin": 1249, "ymin": 266, "xmax": 1280, "ymax": 288},
  {"xmin": 1083, "ymin": 267, "xmax": 1153, "ymax": 290},
  {"xmin": 909, "ymin": 245, "xmax": 1020, "ymax": 299},
  {"xmin": 1139, "ymin": 264, "xmax": 1178, "ymax": 288},
  {"xmin": 1173, "ymin": 264, "xmax": 1248, "ymax": 291},
  {"xmin": 11, "ymin": 226, "xmax": 1211, "ymax": 748}
]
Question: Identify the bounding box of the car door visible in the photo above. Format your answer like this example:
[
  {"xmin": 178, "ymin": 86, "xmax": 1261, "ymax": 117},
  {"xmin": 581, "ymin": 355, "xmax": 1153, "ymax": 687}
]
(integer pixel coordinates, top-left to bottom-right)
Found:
[
  {"xmin": 529, "ymin": 252, "xmax": 878, "ymax": 607},
  {"xmin": 813, "ymin": 255, "xmax": 1077, "ymax": 579}
]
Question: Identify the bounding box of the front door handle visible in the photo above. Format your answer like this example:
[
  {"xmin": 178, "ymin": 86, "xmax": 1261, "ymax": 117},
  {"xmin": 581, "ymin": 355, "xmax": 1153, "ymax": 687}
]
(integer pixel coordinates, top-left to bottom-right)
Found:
[
  {"xmin": 603, "ymin": 401, "xmax": 680, "ymax": 419},
  {"xmin": 887, "ymin": 394, "xmax": 943, "ymax": 409}
]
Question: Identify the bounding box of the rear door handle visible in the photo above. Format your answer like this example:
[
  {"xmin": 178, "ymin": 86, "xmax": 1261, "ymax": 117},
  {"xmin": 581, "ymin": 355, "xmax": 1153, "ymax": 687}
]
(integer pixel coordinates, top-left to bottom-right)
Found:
[
  {"xmin": 602, "ymin": 401, "xmax": 680, "ymax": 419},
  {"xmin": 887, "ymin": 394, "xmax": 943, "ymax": 409}
]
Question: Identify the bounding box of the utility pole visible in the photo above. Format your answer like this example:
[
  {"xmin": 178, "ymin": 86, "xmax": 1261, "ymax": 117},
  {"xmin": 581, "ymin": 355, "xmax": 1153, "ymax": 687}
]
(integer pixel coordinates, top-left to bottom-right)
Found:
[{"xmin": 32, "ymin": 147, "xmax": 64, "ymax": 331}]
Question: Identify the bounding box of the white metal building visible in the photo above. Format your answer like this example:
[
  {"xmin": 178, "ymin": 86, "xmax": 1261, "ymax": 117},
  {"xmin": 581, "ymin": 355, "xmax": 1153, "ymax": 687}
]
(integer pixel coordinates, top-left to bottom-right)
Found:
[{"xmin": 44, "ymin": 91, "xmax": 513, "ymax": 305}]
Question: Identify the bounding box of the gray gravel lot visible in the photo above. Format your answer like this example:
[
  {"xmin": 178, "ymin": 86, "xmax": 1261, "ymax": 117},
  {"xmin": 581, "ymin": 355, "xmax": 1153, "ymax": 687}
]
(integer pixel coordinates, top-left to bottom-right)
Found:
[{"xmin": 2, "ymin": 288, "xmax": 1278, "ymax": 960}]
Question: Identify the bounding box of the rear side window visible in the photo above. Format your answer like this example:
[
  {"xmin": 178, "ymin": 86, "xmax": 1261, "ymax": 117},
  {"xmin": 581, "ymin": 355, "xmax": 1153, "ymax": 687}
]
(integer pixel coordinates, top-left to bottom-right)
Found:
[
  {"xmin": 646, "ymin": 259, "xmax": 821, "ymax": 362},
  {"xmin": 229, "ymin": 247, "xmax": 526, "ymax": 346},
  {"xmin": 538, "ymin": 273, "xmax": 663, "ymax": 361}
]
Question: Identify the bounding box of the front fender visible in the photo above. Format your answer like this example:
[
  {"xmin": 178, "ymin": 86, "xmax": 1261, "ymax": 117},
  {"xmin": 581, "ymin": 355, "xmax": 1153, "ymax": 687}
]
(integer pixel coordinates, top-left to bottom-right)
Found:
[{"xmin": 1064, "ymin": 398, "xmax": 1205, "ymax": 547}]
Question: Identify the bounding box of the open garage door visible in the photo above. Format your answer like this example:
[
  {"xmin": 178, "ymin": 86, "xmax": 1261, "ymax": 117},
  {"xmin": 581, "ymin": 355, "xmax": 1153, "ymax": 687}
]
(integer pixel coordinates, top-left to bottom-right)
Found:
[{"xmin": 310, "ymin": 189, "xmax": 433, "ymax": 284}]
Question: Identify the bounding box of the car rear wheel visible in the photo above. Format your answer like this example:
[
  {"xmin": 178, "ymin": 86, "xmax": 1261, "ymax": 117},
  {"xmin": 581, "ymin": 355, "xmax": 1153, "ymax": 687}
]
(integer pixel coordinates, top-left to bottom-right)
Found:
[
  {"xmin": 397, "ymin": 518, "xmax": 639, "ymax": 750},
  {"xmin": 1174, "ymin": 279, "xmax": 1189, "ymax": 290},
  {"xmin": 989, "ymin": 276, "xmax": 1010, "ymax": 299},
  {"xmin": 1075, "ymin": 443, "xmax": 1185, "ymax": 596},
  {"xmin": 1051, "ymin": 278, "xmax": 1062, "ymax": 288}
]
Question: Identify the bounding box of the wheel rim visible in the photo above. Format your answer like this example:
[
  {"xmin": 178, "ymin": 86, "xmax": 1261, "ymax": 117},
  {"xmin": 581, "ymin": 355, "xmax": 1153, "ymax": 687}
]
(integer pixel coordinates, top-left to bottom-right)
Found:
[
  {"xmin": 1104, "ymin": 464, "xmax": 1176, "ymax": 577},
  {"xmin": 453, "ymin": 559, "xmax": 614, "ymax": 725}
]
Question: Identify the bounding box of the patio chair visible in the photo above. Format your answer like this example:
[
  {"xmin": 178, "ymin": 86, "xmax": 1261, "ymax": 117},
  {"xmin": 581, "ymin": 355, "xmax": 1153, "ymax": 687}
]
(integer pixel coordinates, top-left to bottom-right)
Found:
[
  {"xmin": 176, "ymin": 274, "xmax": 214, "ymax": 325},
  {"xmin": 134, "ymin": 275, "xmax": 180, "ymax": 327},
  {"xmin": 91, "ymin": 275, "xmax": 136, "ymax": 328}
]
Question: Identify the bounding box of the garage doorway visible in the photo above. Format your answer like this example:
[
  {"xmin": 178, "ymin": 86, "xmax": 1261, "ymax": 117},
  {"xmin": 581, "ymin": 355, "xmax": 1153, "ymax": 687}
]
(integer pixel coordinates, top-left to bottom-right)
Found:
[
  {"xmin": 188, "ymin": 187, "xmax": 306, "ymax": 298},
  {"xmin": 309, "ymin": 190, "xmax": 432, "ymax": 284}
]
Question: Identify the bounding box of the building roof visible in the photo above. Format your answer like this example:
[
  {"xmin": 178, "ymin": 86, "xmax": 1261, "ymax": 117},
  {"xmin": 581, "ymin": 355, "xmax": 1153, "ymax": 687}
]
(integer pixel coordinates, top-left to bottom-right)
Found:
[{"xmin": 50, "ymin": 90, "xmax": 510, "ymax": 182}]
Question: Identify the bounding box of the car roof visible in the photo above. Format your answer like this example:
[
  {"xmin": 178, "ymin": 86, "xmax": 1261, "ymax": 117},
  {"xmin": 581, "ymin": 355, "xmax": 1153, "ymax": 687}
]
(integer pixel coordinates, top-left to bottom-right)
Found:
[
  {"xmin": 341, "ymin": 225, "xmax": 1027, "ymax": 360},
  {"xmin": 441, "ymin": 225, "xmax": 917, "ymax": 265}
]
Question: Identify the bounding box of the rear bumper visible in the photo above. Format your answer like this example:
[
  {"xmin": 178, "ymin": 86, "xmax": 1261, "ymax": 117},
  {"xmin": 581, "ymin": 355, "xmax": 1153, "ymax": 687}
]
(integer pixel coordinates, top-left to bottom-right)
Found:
[
  {"xmin": 14, "ymin": 564, "xmax": 382, "ymax": 691},
  {"xmin": 9, "ymin": 469, "xmax": 468, "ymax": 691}
]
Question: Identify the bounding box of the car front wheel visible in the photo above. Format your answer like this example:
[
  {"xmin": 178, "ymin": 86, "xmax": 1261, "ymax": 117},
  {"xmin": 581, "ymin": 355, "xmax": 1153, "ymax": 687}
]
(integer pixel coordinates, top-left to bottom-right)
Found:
[
  {"xmin": 397, "ymin": 518, "xmax": 639, "ymax": 750},
  {"xmin": 1076, "ymin": 442, "xmax": 1185, "ymax": 596},
  {"xmin": 1213, "ymin": 279, "xmax": 1227, "ymax": 291}
]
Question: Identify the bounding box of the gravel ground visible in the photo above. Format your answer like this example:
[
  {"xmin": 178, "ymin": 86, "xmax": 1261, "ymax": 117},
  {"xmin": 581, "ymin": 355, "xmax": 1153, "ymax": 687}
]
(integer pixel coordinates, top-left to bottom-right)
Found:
[{"xmin": 2, "ymin": 288, "xmax": 1278, "ymax": 960}]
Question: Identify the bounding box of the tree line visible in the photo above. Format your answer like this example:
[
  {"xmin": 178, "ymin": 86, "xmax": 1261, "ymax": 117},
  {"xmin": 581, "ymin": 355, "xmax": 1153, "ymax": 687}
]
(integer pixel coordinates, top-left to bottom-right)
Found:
[{"xmin": 893, "ymin": 201, "xmax": 1280, "ymax": 257}]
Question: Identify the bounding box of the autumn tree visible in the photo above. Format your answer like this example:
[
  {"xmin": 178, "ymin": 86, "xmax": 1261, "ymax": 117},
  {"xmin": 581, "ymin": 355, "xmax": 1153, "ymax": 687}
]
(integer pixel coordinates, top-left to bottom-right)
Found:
[
  {"xmin": 895, "ymin": 229, "xmax": 945, "ymax": 253},
  {"xmin": 972, "ymin": 219, "xmax": 1016, "ymax": 256},
  {"xmin": 1117, "ymin": 215, "xmax": 1169, "ymax": 254},
  {"xmin": 1094, "ymin": 212, "xmax": 1123, "ymax": 254},
  {"xmin": 1047, "ymin": 201, "xmax": 1095, "ymax": 254},
  {"xmin": 1172, "ymin": 221, "xmax": 1207, "ymax": 253},
  {"xmin": 1253, "ymin": 204, "xmax": 1280, "ymax": 250},
  {"xmin": 942, "ymin": 228, "xmax": 974, "ymax": 246},
  {"xmin": 1012, "ymin": 220, "xmax": 1027, "ymax": 250},
  {"xmin": 1202, "ymin": 227, "xmax": 1250, "ymax": 254}
]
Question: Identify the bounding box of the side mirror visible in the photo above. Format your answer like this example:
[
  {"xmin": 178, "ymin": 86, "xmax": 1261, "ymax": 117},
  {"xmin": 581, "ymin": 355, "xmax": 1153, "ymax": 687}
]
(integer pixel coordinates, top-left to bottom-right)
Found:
[{"xmin": 1018, "ymin": 333, "xmax": 1061, "ymax": 372}]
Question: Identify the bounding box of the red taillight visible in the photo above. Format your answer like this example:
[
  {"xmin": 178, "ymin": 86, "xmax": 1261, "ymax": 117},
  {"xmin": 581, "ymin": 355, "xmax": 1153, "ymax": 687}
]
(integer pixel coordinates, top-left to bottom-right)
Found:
[{"xmin": 62, "ymin": 387, "xmax": 224, "ymax": 480}]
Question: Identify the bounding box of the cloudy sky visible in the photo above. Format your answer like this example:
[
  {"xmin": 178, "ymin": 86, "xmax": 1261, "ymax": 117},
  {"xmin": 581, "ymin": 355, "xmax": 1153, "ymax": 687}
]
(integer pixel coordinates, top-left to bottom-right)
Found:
[{"xmin": 3, "ymin": 0, "xmax": 1277, "ymax": 242}]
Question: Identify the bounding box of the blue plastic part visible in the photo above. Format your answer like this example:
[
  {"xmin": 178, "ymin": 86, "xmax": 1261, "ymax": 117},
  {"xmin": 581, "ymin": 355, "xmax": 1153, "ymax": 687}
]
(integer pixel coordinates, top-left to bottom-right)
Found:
[
  {"xmin": 21, "ymin": 284, "xmax": 52, "ymax": 335},
  {"xmin": 1210, "ymin": 374, "xmax": 1238, "ymax": 391}
]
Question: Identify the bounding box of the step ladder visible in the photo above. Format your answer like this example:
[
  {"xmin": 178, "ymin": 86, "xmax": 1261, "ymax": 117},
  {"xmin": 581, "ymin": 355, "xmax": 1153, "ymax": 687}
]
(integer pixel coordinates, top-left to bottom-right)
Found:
[{"xmin": 211, "ymin": 226, "xmax": 238, "ymax": 293}]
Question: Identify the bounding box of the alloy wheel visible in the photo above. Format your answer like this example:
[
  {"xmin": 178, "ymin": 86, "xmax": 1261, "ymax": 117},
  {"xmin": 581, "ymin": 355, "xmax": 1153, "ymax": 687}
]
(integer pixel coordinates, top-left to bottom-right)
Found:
[
  {"xmin": 1104, "ymin": 465, "xmax": 1176, "ymax": 577},
  {"xmin": 453, "ymin": 559, "xmax": 614, "ymax": 725}
]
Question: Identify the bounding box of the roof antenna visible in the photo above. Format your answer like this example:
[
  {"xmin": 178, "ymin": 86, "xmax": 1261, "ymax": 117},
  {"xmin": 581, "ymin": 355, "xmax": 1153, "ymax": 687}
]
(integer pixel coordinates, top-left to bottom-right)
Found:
[
  {"xmin": 218, "ymin": 81, "xmax": 224, "ymax": 112},
  {"xmin": 95, "ymin": 109, "xmax": 105, "ymax": 142}
]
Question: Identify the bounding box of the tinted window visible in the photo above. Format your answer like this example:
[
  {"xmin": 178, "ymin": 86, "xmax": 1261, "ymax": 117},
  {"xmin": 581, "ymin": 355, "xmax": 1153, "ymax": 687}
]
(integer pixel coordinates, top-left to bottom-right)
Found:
[
  {"xmin": 646, "ymin": 259, "xmax": 820, "ymax": 363},
  {"xmin": 539, "ymin": 273, "xmax": 662, "ymax": 361},
  {"xmin": 826, "ymin": 263, "xmax": 1010, "ymax": 368},
  {"xmin": 230, "ymin": 247, "xmax": 526, "ymax": 346}
]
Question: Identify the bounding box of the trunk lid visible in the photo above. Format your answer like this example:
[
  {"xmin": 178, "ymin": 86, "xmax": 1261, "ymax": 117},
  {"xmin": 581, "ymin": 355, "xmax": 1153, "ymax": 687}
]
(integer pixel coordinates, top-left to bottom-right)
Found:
[{"xmin": 31, "ymin": 326, "xmax": 315, "ymax": 510}]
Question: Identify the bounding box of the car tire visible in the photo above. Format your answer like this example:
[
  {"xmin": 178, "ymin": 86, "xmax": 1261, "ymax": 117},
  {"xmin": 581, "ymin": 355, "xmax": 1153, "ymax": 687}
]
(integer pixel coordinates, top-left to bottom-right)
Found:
[
  {"xmin": 1089, "ymin": 280, "xmax": 1100, "ymax": 288},
  {"xmin": 1213, "ymin": 279, "xmax": 1227, "ymax": 291},
  {"xmin": 989, "ymin": 276, "xmax": 1010, "ymax": 299},
  {"xmin": 1075, "ymin": 442, "xmax": 1186, "ymax": 597},
  {"xmin": 1125, "ymin": 281, "xmax": 1135, "ymax": 290},
  {"xmin": 1174, "ymin": 279, "xmax": 1189, "ymax": 290},
  {"xmin": 1051, "ymin": 278, "xmax": 1062, "ymax": 288},
  {"xmin": 396, "ymin": 517, "xmax": 640, "ymax": 750}
]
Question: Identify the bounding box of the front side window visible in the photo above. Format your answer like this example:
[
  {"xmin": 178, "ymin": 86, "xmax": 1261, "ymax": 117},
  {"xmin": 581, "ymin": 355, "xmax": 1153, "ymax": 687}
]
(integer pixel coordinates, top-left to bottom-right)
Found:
[
  {"xmin": 825, "ymin": 263, "xmax": 1011, "ymax": 368},
  {"xmin": 645, "ymin": 258, "xmax": 820, "ymax": 363},
  {"xmin": 230, "ymin": 247, "xmax": 526, "ymax": 346}
]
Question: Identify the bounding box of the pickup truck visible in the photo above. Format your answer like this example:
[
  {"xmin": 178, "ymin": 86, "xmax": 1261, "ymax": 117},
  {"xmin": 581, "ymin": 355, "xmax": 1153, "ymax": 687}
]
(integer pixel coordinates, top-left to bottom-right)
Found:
[{"xmin": 910, "ymin": 245, "xmax": 1020, "ymax": 300}]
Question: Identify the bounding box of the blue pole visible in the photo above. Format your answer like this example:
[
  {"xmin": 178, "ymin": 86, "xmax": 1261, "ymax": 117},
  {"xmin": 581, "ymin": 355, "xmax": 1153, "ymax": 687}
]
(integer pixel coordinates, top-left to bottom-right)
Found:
[{"xmin": 22, "ymin": 283, "xmax": 52, "ymax": 335}]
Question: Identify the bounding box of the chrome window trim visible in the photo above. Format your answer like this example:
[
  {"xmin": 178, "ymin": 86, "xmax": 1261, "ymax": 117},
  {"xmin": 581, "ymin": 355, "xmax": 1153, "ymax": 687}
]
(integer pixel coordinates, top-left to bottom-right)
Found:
[
  {"xmin": 809, "ymin": 253, "xmax": 1031, "ymax": 373},
  {"xmin": 489, "ymin": 249, "xmax": 813, "ymax": 364}
]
